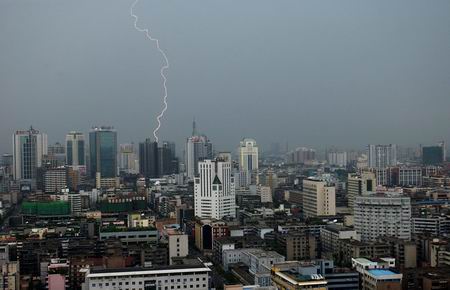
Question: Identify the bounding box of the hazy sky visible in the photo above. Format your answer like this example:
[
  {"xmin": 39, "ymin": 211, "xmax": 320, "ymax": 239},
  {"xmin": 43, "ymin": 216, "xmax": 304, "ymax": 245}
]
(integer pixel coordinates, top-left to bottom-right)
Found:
[{"xmin": 1, "ymin": 0, "xmax": 450, "ymax": 154}]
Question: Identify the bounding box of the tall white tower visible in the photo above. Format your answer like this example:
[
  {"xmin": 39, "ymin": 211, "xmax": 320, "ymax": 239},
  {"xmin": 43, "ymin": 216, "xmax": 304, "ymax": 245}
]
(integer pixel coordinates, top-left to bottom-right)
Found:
[{"xmin": 194, "ymin": 158, "xmax": 236, "ymax": 219}]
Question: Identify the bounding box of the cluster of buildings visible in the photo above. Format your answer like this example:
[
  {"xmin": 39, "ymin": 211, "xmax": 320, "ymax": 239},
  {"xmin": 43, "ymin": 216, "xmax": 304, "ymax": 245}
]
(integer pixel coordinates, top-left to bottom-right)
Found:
[{"xmin": 0, "ymin": 123, "xmax": 449, "ymax": 290}]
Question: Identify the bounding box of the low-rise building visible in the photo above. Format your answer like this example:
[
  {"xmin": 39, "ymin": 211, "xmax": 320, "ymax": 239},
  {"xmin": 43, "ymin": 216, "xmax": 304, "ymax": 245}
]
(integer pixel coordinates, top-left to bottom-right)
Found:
[
  {"xmin": 271, "ymin": 261, "xmax": 327, "ymax": 290},
  {"xmin": 99, "ymin": 226, "xmax": 158, "ymax": 245},
  {"xmin": 83, "ymin": 263, "xmax": 211, "ymax": 290},
  {"xmin": 352, "ymin": 258, "xmax": 402, "ymax": 290}
]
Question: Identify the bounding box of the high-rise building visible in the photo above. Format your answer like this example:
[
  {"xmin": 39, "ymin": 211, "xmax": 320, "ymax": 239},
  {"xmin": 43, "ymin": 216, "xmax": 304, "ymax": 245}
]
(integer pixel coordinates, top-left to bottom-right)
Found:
[
  {"xmin": 327, "ymin": 151, "xmax": 348, "ymax": 167},
  {"xmin": 347, "ymin": 172, "xmax": 376, "ymax": 210},
  {"xmin": 139, "ymin": 139, "xmax": 158, "ymax": 178},
  {"xmin": 185, "ymin": 121, "xmax": 213, "ymax": 179},
  {"xmin": 422, "ymin": 143, "xmax": 445, "ymax": 165},
  {"xmin": 367, "ymin": 144, "xmax": 397, "ymax": 169},
  {"xmin": 44, "ymin": 167, "xmax": 68, "ymax": 193},
  {"xmin": 354, "ymin": 192, "xmax": 411, "ymax": 242},
  {"xmin": 12, "ymin": 127, "xmax": 48, "ymax": 180},
  {"xmin": 238, "ymin": 138, "xmax": 258, "ymax": 172},
  {"xmin": 159, "ymin": 141, "xmax": 178, "ymax": 176},
  {"xmin": 238, "ymin": 138, "xmax": 259, "ymax": 187},
  {"xmin": 139, "ymin": 140, "xmax": 178, "ymax": 178},
  {"xmin": 194, "ymin": 158, "xmax": 236, "ymax": 219},
  {"xmin": 65, "ymin": 132, "xmax": 85, "ymax": 166},
  {"xmin": 301, "ymin": 178, "xmax": 336, "ymax": 218},
  {"xmin": 88, "ymin": 127, "xmax": 117, "ymax": 179},
  {"xmin": 119, "ymin": 143, "xmax": 138, "ymax": 174},
  {"xmin": 286, "ymin": 147, "xmax": 316, "ymax": 164},
  {"xmin": 47, "ymin": 142, "xmax": 66, "ymax": 167}
]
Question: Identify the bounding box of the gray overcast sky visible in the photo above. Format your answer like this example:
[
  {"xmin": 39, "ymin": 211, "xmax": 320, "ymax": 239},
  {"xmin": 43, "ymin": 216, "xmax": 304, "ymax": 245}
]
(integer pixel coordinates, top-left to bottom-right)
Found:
[{"xmin": 1, "ymin": 0, "xmax": 450, "ymax": 154}]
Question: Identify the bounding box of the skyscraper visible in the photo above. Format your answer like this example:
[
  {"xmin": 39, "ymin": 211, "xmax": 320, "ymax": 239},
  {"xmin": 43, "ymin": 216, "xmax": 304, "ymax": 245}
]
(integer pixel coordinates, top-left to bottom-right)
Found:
[
  {"xmin": 89, "ymin": 127, "xmax": 117, "ymax": 179},
  {"xmin": 185, "ymin": 120, "xmax": 213, "ymax": 179},
  {"xmin": 159, "ymin": 141, "xmax": 178, "ymax": 176},
  {"xmin": 238, "ymin": 138, "xmax": 259, "ymax": 172},
  {"xmin": 422, "ymin": 143, "xmax": 445, "ymax": 165},
  {"xmin": 66, "ymin": 131, "xmax": 85, "ymax": 166},
  {"xmin": 119, "ymin": 143, "xmax": 138, "ymax": 174},
  {"xmin": 12, "ymin": 127, "xmax": 48, "ymax": 180},
  {"xmin": 139, "ymin": 139, "xmax": 158, "ymax": 178},
  {"xmin": 194, "ymin": 158, "xmax": 236, "ymax": 219},
  {"xmin": 237, "ymin": 138, "xmax": 258, "ymax": 187},
  {"xmin": 367, "ymin": 144, "xmax": 397, "ymax": 169},
  {"xmin": 139, "ymin": 140, "xmax": 177, "ymax": 178}
]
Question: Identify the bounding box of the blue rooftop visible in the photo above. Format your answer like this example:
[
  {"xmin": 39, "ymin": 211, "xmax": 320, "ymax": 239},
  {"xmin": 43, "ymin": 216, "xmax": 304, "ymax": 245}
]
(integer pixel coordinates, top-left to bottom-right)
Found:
[{"xmin": 368, "ymin": 269, "xmax": 397, "ymax": 276}]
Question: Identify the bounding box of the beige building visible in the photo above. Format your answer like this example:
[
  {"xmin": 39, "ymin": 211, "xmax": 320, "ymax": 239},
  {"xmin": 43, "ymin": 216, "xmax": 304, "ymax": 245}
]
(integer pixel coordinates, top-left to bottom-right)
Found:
[
  {"xmin": 275, "ymin": 231, "xmax": 317, "ymax": 261},
  {"xmin": 168, "ymin": 232, "xmax": 189, "ymax": 265},
  {"xmin": 258, "ymin": 185, "xmax": 272, "ymax": 203},
  {"xmin": 352, "ymin": 258, "xmax": 402, "ymax": 290},
  {"xmin": 271, "ymin": 261, "xmax": 327, "ymax": 290},
  {"xmin": 0, "ymin": 262, "xmax": 20, "ymax": 290},
  {"xmin": 347, "ymin": 172, "xmax": 376, "ymax": 210},
  {"xmin": 302, "ymin": 178, "xmax": 336, "ymax": 218}
]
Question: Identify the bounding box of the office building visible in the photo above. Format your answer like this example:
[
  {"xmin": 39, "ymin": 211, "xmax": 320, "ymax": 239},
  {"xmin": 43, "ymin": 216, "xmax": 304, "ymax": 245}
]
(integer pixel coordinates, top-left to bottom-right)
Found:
[
  {"xmin": 139, "ymin": 140, "xmax": 178, "ymax": 178},
  {"xmin": 422, "ymin": 144, "xmax": 445, "ymax": 165},
  {"xmin": 347, "ymin": 172, "xmax": 376, "ymax": 209},
  {"xmin": 185, "ymin": 121, "xmax": 213, "ymax": 179},
  {"xmin": 44, "ymin": 167, "xmax": 68, "ymax": 193},
  {"xmin": 139, "ymin": 139, "xmax": 158, "ymax": 178},
  {"xmin": 65, "ymin": 132, "xmax": 85, "ymax": 167},
  {"xmin": 194, "ymin": 158, "xmax": 236, "ymax": 219},
  {"xmin": 159, "ymin": 141, "xmax": 178, "ymax": 176},
  {"xmin": 367, "ymin": 144, "xmax": 397, "ymax": 169},
  {"xmin": 89, "ymin": 127, "xmax": 117, "ymax": 179},
  {"xmin": 238, "ymin": 138, "xmax": 259, "ymax": 186},
  {"xmin": 119, "ymin": 143, "xmax": 138, "ymax": 174},
  {"xmin": 47, "ymin": 142, "xmax": 66, "ymax": 166},
  {"xmin": 354, "ymin": 192, "xmax": 411, "ymax": 242},
  {"xmin": 301, "ymin": 178, "xmax": 336, "ymax": 218},
  {"xmin": 390, "ymin": 166, "xmax": 422, "ymax": 187},
  {"xmin": 83, "ymin": 263, "xmax": 211, "ymax": 290},
  {"xmin": 12, "ymin": 127, "xmax": 48, "ymax": 181}
]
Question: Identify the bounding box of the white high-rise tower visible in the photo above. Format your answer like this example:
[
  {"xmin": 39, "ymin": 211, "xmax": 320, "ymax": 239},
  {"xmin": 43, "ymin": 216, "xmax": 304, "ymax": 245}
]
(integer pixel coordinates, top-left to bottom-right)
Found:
[{"xmin": 194, "ymin": 158, "xmax": 236, "ymax": 219}]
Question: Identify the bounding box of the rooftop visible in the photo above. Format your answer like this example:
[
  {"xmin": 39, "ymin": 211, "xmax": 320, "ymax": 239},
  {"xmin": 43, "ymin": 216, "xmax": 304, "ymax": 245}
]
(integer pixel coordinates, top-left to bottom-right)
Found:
[{"xmin": 368, "ymin": 269, "xmax": 397, "ymax": 277}]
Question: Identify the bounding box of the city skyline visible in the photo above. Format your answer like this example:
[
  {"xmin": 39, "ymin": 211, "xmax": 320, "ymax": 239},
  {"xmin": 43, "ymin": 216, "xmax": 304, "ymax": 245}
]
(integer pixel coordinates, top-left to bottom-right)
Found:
[{"xmin": 1, "ymin": 0, "xmax": 450, "ymax": 154}]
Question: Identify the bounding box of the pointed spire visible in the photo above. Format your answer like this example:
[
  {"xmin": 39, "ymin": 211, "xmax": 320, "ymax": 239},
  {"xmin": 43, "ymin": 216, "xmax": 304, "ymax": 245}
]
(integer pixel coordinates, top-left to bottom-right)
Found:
[{"xmin": 192, "ymin": 117, "xmax": 197, "ymax": 136}]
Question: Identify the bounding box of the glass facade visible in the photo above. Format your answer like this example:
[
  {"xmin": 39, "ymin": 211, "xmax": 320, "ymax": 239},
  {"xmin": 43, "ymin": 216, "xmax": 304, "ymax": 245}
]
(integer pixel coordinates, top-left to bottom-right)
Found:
[
  {"xmin": 89, "ymin": 129, "xmax": 117, "ymax": 178},
  {"xmin": 21, "ymin": 135, "xmax": 37, "ymax": 179},
  {"xmin": 67, "ymin": 140, "xmax": 73, "ymax": 165}
]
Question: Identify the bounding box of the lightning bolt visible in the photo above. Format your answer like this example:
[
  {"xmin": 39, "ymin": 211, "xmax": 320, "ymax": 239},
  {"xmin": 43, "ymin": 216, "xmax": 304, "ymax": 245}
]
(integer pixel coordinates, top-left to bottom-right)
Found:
[{"xmin": 130, "ymin": 0, "xmax": 169, "ymax": 143}]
